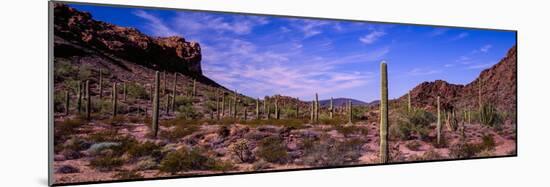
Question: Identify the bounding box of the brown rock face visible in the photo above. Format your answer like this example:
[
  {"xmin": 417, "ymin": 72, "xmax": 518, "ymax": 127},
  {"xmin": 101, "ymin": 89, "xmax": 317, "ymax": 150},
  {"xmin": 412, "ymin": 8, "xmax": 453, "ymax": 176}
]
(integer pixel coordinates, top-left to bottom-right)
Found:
[
  {"xmin": 53, "ymin": 3, "xmax": 202, "ymax": 75},
  {"xmin": 402, "ymin": 45, "xmax": 517, "ymax": 114}
]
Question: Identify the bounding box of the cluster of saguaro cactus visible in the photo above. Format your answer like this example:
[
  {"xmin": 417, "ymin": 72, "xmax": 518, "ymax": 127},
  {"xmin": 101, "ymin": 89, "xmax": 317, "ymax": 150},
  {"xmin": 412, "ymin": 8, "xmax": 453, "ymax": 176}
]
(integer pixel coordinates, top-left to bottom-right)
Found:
[
  {"xmin": 85, "ymin": 80, "xmax": 91, "ymax": 120},
  {"xmin": 379, "ymin": 61, "xmax": 388, "ymax": 163},
  {"xmin": 436, "ymin": 96, "xmax": 441, "ymax": 145},
  {"xmin": 446, "ymin": 110, "xmax": 458, "ymax": 131},
  {"xmin": 152, "ymin": 71, "xmax": 160, "ymax": 138}
]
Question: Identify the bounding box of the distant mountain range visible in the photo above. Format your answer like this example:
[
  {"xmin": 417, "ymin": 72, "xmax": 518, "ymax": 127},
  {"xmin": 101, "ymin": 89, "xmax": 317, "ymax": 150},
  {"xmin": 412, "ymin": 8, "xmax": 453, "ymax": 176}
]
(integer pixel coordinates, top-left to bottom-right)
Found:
[{"xmin": 317, "ymin": 98, "xmax": 373, "ymax": 107}]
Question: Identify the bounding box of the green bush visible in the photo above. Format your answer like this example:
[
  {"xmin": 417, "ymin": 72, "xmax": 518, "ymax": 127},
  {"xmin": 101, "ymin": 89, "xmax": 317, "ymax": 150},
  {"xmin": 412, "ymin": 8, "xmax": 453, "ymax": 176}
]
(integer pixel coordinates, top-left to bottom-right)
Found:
[
  {"xmin": 54, "ymin": 118, "xmax": 85, "ymax": 144},
  {"xmin": 333, "ymin": 125, "xmax": 368, "ymax": 137},
  {"xmin": 405, "ymin": 140, "xmax": 422, "ymax": 151},
  {"xmin": 113, "ymin": 170, "xmax": 143, "ymax": 180},
  {"xmin": 394, "ymin": 109, "xmax": 434, "ymax": 140},
  {"xmin": 257, "ymin": 136, "xmax": 289, "ymax": 164},
  {"xmin": 229, "ymin": 139, "xmax": 253, "ymax": 163},
  {"xmin": 158, "ymin": 148, "xmax": 211, "ymax": 174},
  {"xmin": 127, "ymin": 83, "xmax": 149, "ymax": 100},
  {"xmin": 449, "ymin": 134, "xmax": 495, "ymax": 159},
  {"xmin": 127, "ymin": 141, "xmax": 162, "ymax": 159},
  {"xmin": 90, "ymin": 155, "xmax": 124, "ymax": 171},
  {"xmin": 479, "ymin": 104, "xmax": 502, "ymax": 129}
]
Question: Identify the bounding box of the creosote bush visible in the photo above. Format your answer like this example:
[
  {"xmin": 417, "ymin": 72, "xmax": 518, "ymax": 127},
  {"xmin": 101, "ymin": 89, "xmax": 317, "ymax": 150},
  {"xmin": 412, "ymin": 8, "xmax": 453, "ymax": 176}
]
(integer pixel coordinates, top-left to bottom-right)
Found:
[
  {"xmin": 393, "ymin": 109, "xmax": 435, "ymax": 140},
  {"xmin": 257, "ymin": 136, "xmax": 289, "ymax": 164},
  {"xmin": 159, "ymin": 148, "xmax": 232, "ymax": 174},
  {"xmin": 449, "ymin": 134, "xmax": 496, "ymax": 159}
]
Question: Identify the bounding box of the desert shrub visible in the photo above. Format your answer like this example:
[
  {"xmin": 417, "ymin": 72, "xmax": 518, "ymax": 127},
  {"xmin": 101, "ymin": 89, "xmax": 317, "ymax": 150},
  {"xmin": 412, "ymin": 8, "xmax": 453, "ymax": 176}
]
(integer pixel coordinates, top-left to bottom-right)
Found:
[
  {"xmin": 126, "ymin": 83, "xmax": 149, "ymax": 100},
  {"xmin": 54, "ymin": 118, "xmax": 84, "ymax": 143},
  {"xmin": 394, "ymin": 109, "xmax": 434, "ymax": 140},
  {"xmin": 217, "ymin": 125, "xmax": 230, "ymax": 137},
  {"xmin": 62, "ymin": 137, "xmax": 91, "ymax": 152},
  {"xmin": 78, "ymin": 64, "xmax": 93, "ymax": 81},
  {"xmin": 209, "ymin": 160, "xmax": 235, "ymax": 172},
  {"xmin": 318, "ymin": 116, "xmax": 347, "ymax": 126},
  {"xmin": 176, "ymin": 105, "xmax": 200, "ymax": 120},
  {"xmin": 251, "ymin": 160, "xmax": 271, "ymax": 171},
  {"xmin": 479, "ymin": 104, "xmax": 502, "ymax": 129},
  {"xmin": 87, "ymin": 142, "xmax": 122, "ymax": 156},
  {"xmin": 127, "ymin": 141, "xmax": 162, "ymax": 159},
  {"xmin": 352, "ymin": 106, "xmax": 369, "ymax": 120},
  {"xmin": 303, "ymin": 137, "xmax": 363, "ymax": 166},
  {"xmin": 54, "ymin": 91, "xmax": 66, "ymax": 113},
  {"xmin": 449, "ymin": 135, "xmax": 495, "ymax": 159},
  {"xmin": 113, "ymin": 170, "xmax": 143, "ymax": 180},
  {"xmin": 105, "ymin": 115, "xmax": 127, "ymax": 126},
  {"xmin": 87, "ymin": 130, "xmax": 119, "ymax": 142},
  {"xmin": 54, "ymin": 60, "xmax": 76, "ymax": 80},
  {"xmin": 160, "ymin": 123, "xmax": 199, "ymax": 142},
  {"xmin": 405, "ymin": 140, "xmax": 422, "ymax": 151},
  {"xmin": 244, "ymin": 118, "xmax": 306, "ymax": 129},
  {"xmin": 333, "ymin": 125, "xmax": 368, "ymax": 137},
  {"xmin": 229, "ymin": 139, "xmax": 254, "ymax": 163},
  {"xmin": 159, "ymin": 148, "xmax": 214, "ymax": 174},
  {"xmin": 90, "ymin": 155, "xmax": 124, "ymax": 171},
  {"xmin": 257, "ymin": 136, "xmax": 289, "ymax": 164},
  {"xmin": 409, "ymin": 149, "xmax": 442, "ymax": 161}
]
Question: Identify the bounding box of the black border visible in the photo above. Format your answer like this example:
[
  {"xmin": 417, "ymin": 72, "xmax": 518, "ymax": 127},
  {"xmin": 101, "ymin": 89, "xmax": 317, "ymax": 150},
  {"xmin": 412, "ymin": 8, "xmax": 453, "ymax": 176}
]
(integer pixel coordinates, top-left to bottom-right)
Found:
[{"xmin": 48, "ymin": 1, "xmax": 518, "ymax": 186}]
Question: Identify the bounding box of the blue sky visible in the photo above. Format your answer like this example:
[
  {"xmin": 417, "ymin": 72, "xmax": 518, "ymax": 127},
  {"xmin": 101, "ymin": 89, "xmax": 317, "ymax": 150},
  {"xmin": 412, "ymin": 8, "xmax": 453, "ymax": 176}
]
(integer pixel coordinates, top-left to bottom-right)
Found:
[{"xmin": 68, "ymin": 3, "xmax": 516, "ymax": 102}]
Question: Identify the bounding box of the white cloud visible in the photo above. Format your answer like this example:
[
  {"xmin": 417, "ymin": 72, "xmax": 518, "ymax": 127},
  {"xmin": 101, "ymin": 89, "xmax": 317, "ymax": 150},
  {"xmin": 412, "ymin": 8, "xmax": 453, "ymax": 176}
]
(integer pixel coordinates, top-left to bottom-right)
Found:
[
  {"xmin": 467, "ymin": 63, "xmax": 493, "ymax": 69},
  {"xmin": 480, "ymin": 44, "xmax": 493, "ymax": 53},
  {"xmin": 133, "ymin": 10, "xmax": 178, "ymax": 37},
  {"xmin": 359, "ymin": 31, "xmax": 386, "ymax": 44},
  {"xmin": 429, "ymin": 28, "xmax": 449, "ymax": 36},
  {"xmin": 408, "ymin": 68, "xmax": 442, "ymax": 76}
]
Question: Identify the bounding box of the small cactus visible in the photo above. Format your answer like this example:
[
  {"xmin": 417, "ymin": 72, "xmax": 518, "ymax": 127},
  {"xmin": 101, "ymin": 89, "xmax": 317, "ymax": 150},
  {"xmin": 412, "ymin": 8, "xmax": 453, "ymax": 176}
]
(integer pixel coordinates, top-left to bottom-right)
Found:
[
  {"xmin": 152, "ymin": 71, "xmax": 160, "ymax": 138},
  {"xmin": 275, "ymin": 99, "xmax": 279, "ymax": 120},
  {"xmin": 112, "ymin": 82, "xmax": 117, "ymax": 117},
  {"xmin": 379, "ymin": 61, "xmax": 388, "ymax": 163},
  {"xmin": 85, "ymin": 80, "xmax": 91, "ymax": 120}
]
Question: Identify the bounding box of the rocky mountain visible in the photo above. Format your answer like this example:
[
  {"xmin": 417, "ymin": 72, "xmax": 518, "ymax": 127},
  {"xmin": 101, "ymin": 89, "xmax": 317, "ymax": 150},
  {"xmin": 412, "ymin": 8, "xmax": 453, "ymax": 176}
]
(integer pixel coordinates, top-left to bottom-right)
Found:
[
  {"xmin": 53, "ymin": 3, "xmax": 202, "ymax": 76},
  {"xmin": 399, "ymin": 45, "xmax": 517, "ymax": 114}
]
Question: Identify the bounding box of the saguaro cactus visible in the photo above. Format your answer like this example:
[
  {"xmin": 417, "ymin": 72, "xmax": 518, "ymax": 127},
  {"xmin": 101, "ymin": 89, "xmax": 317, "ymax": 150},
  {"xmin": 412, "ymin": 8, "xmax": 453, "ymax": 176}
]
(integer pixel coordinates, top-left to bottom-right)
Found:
[
  {"xmin": 165, "ymin": 95, "xmax": 170, "ymax": 115},
  {"xmin": 256, "ymin": 98, "xmax": 260, "ymax": 119},
  {"xmin": 233, "ymin": 90, "xmax": 238, "ymax": 118},
  {"xmin": 437, "ymin": 96, "xmax": 441, "ymax": 145},
  {"xmin": 348, "ymin": 99, "xmax": 353, "ymax": 124},
  {"xmin": 407, "ymin": 91, "xmax": 411, "ymax": 112},
  {"xmin": 152, "ymin": 71, "xmax": 160, "ymax": 138},
  {"xmin": 192, "ymin": 79, "xmax": 197, "ymax": 97},
  {"xmin": 98, "ymin": 68, "xmax": 103, "ymax": 99},
  {"xmin": 85, "ymin": 80, "xmax": 91, "ymax": 120},
  {"xmin": 263, "ymin": 98, "xmax": 267, "ymax": 118},
  {"xmin": 112, "ymin": 82, "xmax": 117, "ymax": 117},
  {"xmin": 329, "ymin": 97, "xmax": 333, "ymax": 119},
  {"xmin": 310, "ymin": 101, "xmax": 314, "ymax": 122},
  {"xmin": 244, "ymin": 106, "xmax": 248, "ymax": 120},
  {"xmin": 315, "ymin": 93, "xmax": 319, "ymax": 122},
  {"xmin": 275, "ymin": 99, "xmax": 280, "ymax": 119},
  {"xmin": 379, "ymin": 61, "xmax": 388, "ymax": 163},
  {"xmin": 77, "ymin": 81, "xmax": 82, "ymax": 113},
  {"xmin": 221, "ymin": 92, "xmax": 226, "ymax": 118},
  {"xmin": 123, "ymin": 82, "xmax": 127, "ymax": 101},
  {"xmin": 65, "ymin": 90, "xmax": 70, "ymax": 115},
  {"xmin": 172, "ymin": 73, "xmax": 177, "ymax": 111},
  {"xmin": 266, "ymin": 101, "xmax": 271, "ymax": 119},
  {"xmin": 162, "ymin": 71, "xmax": 167, "ymax": 96}
]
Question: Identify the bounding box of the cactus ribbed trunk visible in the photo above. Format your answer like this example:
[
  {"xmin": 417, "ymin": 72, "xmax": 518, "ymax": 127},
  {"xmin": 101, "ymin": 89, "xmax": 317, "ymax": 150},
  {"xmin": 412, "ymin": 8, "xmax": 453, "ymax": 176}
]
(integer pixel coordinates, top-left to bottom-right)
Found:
[
  {"xmin": 65, "ymin": 90, "xmax": 70, "ymax": 115},
  {"xmin": 123, "ymin": 82, "xmax": 127, "ymax": 101},
  {"xmin": 152, "ymin": 71, "xmax": 160, "ymax": 138},
  {"xmin": 379, "ymin": 62, "xmax": 388, "ymax": 163},
  {"xmin": 275, "ymin": 99, "xmax": 279, "ymax": 119},
  {"xmin": 98, "ymin": 68, "xmax": 102, "ymax": 99},
  {"xmin": 314, "ymin": 93, "xmax": 319, "ymax": 122},
  {"xmin": 161, "ymin": 71, "xmax": 166, "ymax": 96},
  {"xmin": 348, "ymin": 100, "xmax": 353, "ymax": 124},
  {"xmin": 85, "ymin": 80, "xmax": 91, "ymax": 120},
  {"xmin": 172, "ymin": 73, "xmax": 177, "ymax": 112},
  {"xmin": 256, "ymin": 98, "xmax": 260, "ymax": 120},
  {"xmin": 221, "ymin": 93, "xmax": 226, "ymax": 118},
  {"xmin": 112, "ymin": 83, "xmax": 117, "ymax": 117},
  {"xmin": 266, "ymin": 101, "xmax": 271, "ymax": 120},
  {"xmin": 149, "ymin": 84, "xmax": 153, "ymax": 103},
  {"xmin": 233, "ymin": 90, "xmax": 238, "ymax": 119},
  {"xmin": 407, "ymin": 91, "xmax": 411, "ymax": 112},
  {"xmin": 437, "ymin": 96, "xmax": 441, "ymax": 145},
  {"xmin": 329, "ymin": 97, "xmax": 333, "ymax": 119},
  {"xmin": 263, "ymin": 99, "xmax": 267, "ymax": 119},
  {"xmin": 77, "ymin": 81, "xmax": 82, "ymax": 113},
  {"xmin": 192, "ymin": 79, "xmax": 196, "ymax": 97},
  {"xmin": 310, "ymin": 101, "xmax": 314, "ymax": 122}
]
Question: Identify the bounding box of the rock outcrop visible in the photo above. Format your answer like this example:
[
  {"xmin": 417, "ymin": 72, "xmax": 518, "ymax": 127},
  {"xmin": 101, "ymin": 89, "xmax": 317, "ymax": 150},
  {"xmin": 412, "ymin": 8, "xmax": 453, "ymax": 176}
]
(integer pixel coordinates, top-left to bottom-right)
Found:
[{"xmin": 53, "ymin": 3, "xmax": 202, "ymax": 75}]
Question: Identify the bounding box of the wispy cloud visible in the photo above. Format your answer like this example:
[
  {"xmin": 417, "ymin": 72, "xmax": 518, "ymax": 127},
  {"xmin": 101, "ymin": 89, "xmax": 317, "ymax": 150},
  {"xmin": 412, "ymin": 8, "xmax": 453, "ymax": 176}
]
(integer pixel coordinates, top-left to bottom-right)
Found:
[
  {"xmin": 467, "ymin": 63, "xmax": 493, "ymax": 69},
  {"xmin": 408, "ymin": 68, "xmax": 442, "ymax": 76},
  {"xmin": 359, "ymin": 31, "xmax": 386, "ymax": 44},
  {"xmin": 429, "ymin": 28, "xmax": 449, "ymax": 37},
  {"xmin": 133, "ymin": 10, "xmax": 178, "ymax": 37},
  {"xmin": 479, "ymin": 44, "xmax": 493, "ymax": 53},
  {"xmin": 451, "ymin": 32, "xmax": 469, "ymax": 41}
]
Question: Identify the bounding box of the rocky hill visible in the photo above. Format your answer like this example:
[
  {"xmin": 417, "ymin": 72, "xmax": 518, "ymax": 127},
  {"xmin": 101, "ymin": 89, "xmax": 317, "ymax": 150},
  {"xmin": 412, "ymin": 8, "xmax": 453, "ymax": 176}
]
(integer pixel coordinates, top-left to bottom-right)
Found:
[
  {"xmin": 54, "ymin": 3, "xmax": 203, "ymax": 77},
  {"xmin": 399, "ymin": 46, "xmax": 517, "ymax": 114}
]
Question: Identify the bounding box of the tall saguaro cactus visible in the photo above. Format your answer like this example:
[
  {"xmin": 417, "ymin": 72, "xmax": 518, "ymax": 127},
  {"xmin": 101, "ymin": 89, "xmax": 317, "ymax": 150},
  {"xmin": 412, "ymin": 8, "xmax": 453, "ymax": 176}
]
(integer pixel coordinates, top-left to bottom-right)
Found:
[
  {"xmin": 348, "ymin": 99, "xmax": 353, "ymax": 124},
  {"xmin": 152, "ymin": 71, "xmax": 160, "ymax": 138},
  {"xmin": 112, "ymin": 82, "xmax": 117, "ymax": 117},
  {"xmin": 233, "ymin": 90, "xmax": 238, "ymax": 119},
  {"xmin": 77, "ymin": 81, "xmax": 82, "ymax": 113},
  {"xmin": 275, "ymin": 99, "xmax": 280, "ymax": 119},
  {"xmin": 379, "ymin": 61, "xmax": 389, "ymax": 163},
  {"xmin": 98, "ymin": 68, "xmax": 103, "ymax": 99},
  {"xmin": 315, "ymin": 93, "xmax": 319, "ymax": 122},
  {"xmin": 437, "ymin": 96, "xmax": 442, "ymax": 145},
  {"xmin": 256, "ymin": 98, "xmax": 260, "ymax": 119},
  {"xmin": 85, "ymin": 80, "xmax": 91, "ymax": 120},
  {"xmin": 65, "ymin": 90, "xmax": 70, "ymax": 115},
  {"xmin": 407, "ymin": 91, "xmax": 412, "ymax": 112},
  {"xmin": 221, "ymin": 92, "xmax": 226, "ymax": 118},
  {"xmin": 172, "ymin": 73, "xmax": 177, "ymax": 111},
  {"xmin": 310, "ymin": 101, "xmax": 314, "ymax": 122},
  {"xmin": 329, "ymin": 97, "xmax": 334, "ymax": 119},
  {"xmin": 266, "ymin": 100, "xmax": 271, "ymax": 120}
]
